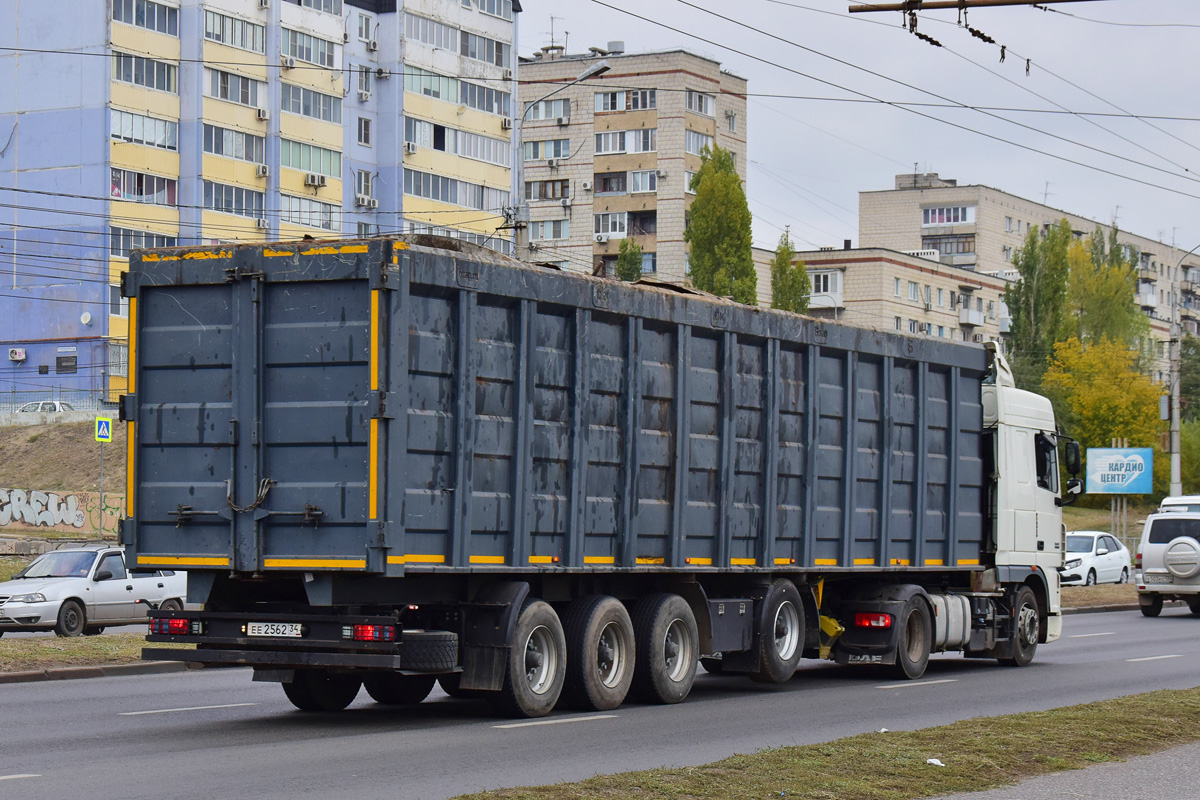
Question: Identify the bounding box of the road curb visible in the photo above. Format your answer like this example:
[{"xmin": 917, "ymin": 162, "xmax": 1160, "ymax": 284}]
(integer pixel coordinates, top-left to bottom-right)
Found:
[
  {"xmin": 1064, "ymin": 600, "xmax": 1185, "ymax": 615},
  {"xmin": 0, "ymin": 660, "xmax": 200, "ymax": 684}
]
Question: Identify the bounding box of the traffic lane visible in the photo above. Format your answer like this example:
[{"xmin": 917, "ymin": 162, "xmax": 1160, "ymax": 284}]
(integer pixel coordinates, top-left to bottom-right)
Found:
[{"xmin": 5, "ymin": 608, "xmax": 1200, "ymax": 800}]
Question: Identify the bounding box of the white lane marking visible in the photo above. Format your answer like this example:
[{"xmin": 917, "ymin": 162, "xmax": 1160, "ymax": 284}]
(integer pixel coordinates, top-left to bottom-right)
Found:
[
  {"xmin": 1068, "ymin": 631, "xmax": 1116, "ymax": 638},
  {"xmin": 493, "ymin": 714, "xmax": 618, "ymax": 729},
  {"xmin": 876, "ymin": 679, "xmax": 958, "ymax": 690},
  {"xmin": 1127, "ymin": 654, "xmax": 1183, "ymax": 663},
  {"xmin": 0, "ymin": 775, "xmax": 41, "ymax": 782},
  {"xmin": 119, "ymin": 703, "xmax": 258, "ymax": 716}
]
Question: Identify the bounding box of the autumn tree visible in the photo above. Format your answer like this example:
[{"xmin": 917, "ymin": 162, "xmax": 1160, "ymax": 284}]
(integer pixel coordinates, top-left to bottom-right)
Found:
[
  {"xmin": 615, "ymin": 236, "xmax": 643, "ymax": 282},
  {"xmin": 684, "ymin": 145, "xmax": 757, "ymax": 305},
  {"xmin": 1062, "ymin": 226, "xmax": 1149, "ymax": 350},
  {"xmin": 1180, "ymin": 334, "xmax": 1200, "ymax": 423},
  {"xmin": 1004, "ymin": 219, "xmax": 1072, "ymax": 389},
  {"xmin": 770, "ymin": 231, "xmax": 810, "ymax": 314}
]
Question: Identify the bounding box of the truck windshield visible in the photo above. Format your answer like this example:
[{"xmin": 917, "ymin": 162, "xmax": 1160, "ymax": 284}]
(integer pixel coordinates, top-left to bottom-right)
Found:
[
  {"xmin": 18, "ymin": 551, "xmax": 98, "ymax": 579},
  {"xmin": 1065, "ymin": 535, "xmax": 1095, "ymax": 553}
]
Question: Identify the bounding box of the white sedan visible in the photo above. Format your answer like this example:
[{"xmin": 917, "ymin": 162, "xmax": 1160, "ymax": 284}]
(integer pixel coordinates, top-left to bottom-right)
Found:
[
  {"xmin": 0, "ymin": 546, "xmax": 186, "ymax": 637},
  {"xmin": 1060, "ymin": 531, "xmax": 1131, "ymax": 586}
]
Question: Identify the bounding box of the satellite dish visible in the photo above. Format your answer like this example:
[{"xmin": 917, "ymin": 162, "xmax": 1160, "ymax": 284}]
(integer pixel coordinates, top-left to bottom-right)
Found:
[{"xmin": 80, "ymin": 311, "xmax": 93, "ymax": 326}]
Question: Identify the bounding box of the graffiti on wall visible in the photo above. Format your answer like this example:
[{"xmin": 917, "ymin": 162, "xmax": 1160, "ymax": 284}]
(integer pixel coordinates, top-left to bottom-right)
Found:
[{"xmin": 0, "ymin": 489, "xmax": 124, "ymax": 535}]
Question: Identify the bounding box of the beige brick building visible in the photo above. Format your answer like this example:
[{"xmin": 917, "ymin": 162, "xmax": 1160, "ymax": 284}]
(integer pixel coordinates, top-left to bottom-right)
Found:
[
  {"xmin": 860, "ymin": 173, "xmax": 1200, "ymax": 381},
  {"xmin": 752, "ymin": 245, "xmax": 1008, "ymax": 344},
  {"xmin": 516, "ymin": 46, "xmax": 747, "ymax": 282}
]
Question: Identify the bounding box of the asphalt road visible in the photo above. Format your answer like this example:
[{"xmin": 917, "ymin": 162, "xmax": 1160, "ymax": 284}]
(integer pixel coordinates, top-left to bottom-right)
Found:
[{"xmin": 2, "ymin": 607, "xmax": 1199, "ymax": 800}]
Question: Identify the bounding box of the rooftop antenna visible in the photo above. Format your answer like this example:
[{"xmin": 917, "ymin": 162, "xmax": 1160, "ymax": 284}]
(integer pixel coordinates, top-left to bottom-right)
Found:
[
  {"xmin": 1042, "ymin": 181, "xmax": 1054, "ymax": 205},
  {"xmin": 545, "ymin": 15, "xmax": 564, "ymax": 48}
]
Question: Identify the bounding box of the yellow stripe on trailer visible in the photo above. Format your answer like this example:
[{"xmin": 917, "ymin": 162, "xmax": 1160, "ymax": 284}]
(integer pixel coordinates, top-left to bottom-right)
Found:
[
  {"xmin": 263, "ymin": 558, "xmax": 367, "ymax": 569},
  {"xmin": 584, "ymin": 556, "xmax": 615, "ymax": 565},
  {"xmin": 528, "ymin": 555, "xmax": 556, "ymax": 564},
  {"xmin": 635, "ymin": 557, "xmax": 665, "ymax": 565},
  {"xmin": 890, "ymin": 558, "xmax": 911, "ymax": 566},
  {"xmin": 137, "ymin": 556, "xmax": 230, "ymax": 568},
  {"xmin": 957, "ymin": 559, "xmax": 980, "ymax": 566},
  {"xmin": 853, "ymin": 558, "xmax": 875, "ymax": 566},
  {"xmin": 814, "ymin": 558, "xmax": 838, "ymax": 566},
  {"xmin": 774, "ymin": 557, "xmax": 796, "ymax": 565},
  {"xmin": 731, "ymin": 558, "xmax": 756, "ymax": 566},
  {"xmin": 685, "ymin": 557, "xmax": 712, "ymax": 566},
  {"xmin": 469, "ymin": 555, "xmax": 506, "ymax": 565},
  {"xmin": 405, "ymin": 554, "xmax": 446, "ymax": 564},
  {"xmin": 924, "ymin": 559, "xmax": 945, "ymax": 566}
]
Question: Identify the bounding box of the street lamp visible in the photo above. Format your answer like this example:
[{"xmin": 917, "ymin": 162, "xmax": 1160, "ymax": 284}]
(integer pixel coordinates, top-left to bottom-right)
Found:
[
  {"xmin": 1170, "ymin": 242, "xmax": 1200, "ymax": 495},
  {"xmin": 512, "ymin": 60, "xmax": 611, "ymax": 262}
]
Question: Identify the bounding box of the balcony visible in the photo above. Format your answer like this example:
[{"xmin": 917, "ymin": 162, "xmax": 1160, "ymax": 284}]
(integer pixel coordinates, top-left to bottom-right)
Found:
[
  {"xmin": 1183, "ymin": 280, "xmax": 1196, "ymax": 295},
  {"xmin": 1139, "ymin": 267, "xmax": 1157, "ymax": 282},
  {"xmin": 959, "ymin": 307, "xmax": 985, "ymax": 328},
  {"xmin": 809, "ymin": 289, "xmax": 844, "ymax": 310},
  {"xmin": 1182, "ymin": 306, "xmax": 1198, "ymax": 322},
  {"xmin": 1137, "ymin": 288, "xmax": 1158, "ymax": 310}
]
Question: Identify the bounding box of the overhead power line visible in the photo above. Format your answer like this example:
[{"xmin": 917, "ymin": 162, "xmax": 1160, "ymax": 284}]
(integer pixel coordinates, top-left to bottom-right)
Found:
[{"xmin": 848, "ymin": 0, "xmax": 1106, "ymax": 12}]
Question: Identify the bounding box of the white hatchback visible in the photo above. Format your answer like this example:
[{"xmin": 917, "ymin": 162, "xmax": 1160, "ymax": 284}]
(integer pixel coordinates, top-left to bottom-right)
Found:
[
  {"xmin": 1136, "ymin": 512, "xmax": 1200, "ymax": 617},
  {"xmin": 1061, "ymin": 531, "xmax": 1130, "ymax": 586}
]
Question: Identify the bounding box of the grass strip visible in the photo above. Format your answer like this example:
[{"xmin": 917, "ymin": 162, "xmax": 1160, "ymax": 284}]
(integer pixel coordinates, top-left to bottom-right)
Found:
[
  {"xmin": 453, "ymin": 687, "xmax": 1200, "ymax": 800},
  {"xmin": 1061, "ymin": 583, "xmax": 1136, "ymax": 608},
  {"xmin": 0, "ymin": 631, "xmax": 192, "ymax": 672}
]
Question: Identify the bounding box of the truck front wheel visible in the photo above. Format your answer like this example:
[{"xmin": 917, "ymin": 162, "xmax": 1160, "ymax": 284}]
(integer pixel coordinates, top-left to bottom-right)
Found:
[
  {"xmin": 496, "ymin": 600, "xmax": 567, "ymax": 718},
  {"xmin": 889, "ymin": 596, "xmax": 932, "ymax": 680},
  {"xmin": 283, "ymin": 669, "xmax": 361, "ymax": 712},
  {"xmin": 999, "ymin": 586, "xmax": 1039, "ymax": 667}
]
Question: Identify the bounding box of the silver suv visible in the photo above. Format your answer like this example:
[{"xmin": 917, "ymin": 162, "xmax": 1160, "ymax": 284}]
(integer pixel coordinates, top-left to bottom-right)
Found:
[{"xmin": 1136, "ymin": 512, "xmax": 1200, "ymax": 617}]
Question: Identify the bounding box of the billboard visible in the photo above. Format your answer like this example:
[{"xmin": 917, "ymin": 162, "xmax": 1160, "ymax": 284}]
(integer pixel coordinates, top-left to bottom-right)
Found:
[{"xmin": 1086, "ymin": 448, "xmax": 1154, "ymax": 495}]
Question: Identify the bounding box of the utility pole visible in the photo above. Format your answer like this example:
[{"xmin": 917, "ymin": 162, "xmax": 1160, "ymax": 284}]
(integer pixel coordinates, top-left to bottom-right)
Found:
[
  {"xmin": 1172, "ymin": 243, "xmax": 1200, "ymax": 496},
  {"xmin": 850, "ymin": 0, "xmax": 1109, "ymax": 11}
]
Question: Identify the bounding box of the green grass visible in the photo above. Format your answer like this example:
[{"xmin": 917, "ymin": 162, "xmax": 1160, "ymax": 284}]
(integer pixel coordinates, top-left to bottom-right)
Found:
[
  {"xmin": 0, "ymin": 556, "xmax": 30, "ymax": 582},
  {"xmin": 0, "ymin": 631, "xmax": 192, "ymax": 672},
  {"xmin": 453, "ymin": 688, "xmax": 1200, "ymax": 800}
]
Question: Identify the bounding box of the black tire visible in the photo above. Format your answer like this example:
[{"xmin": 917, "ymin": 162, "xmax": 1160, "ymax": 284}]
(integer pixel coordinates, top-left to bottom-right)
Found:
[
  {"xmin": 1119, "ymin": 568, "xmax": 1129, "ymax": 585},
  {"xmin": 363, "ymin": 673, "xmax": 436, "ymax": 706},
  {"xmin": 749, "ymin": 580, "xmax": 805, "ymax": 684},
  {"xmin": 700, "ymin": 657, "xmax": 724, "ymax": 675},
  {"xmin": 496, "ymin": 600, "xmax": 566, "ymax": 718},
  {"xmin": 160, "ymin": 599, "xmax": 183, "ymax": 612},
  {"xmin": 1187, "ymin": 598, "xmax": 1200, "ymax": 616},
  {"xmin": 1085, "ymin": 570, "xmax": 1097, "ymax": 586},
  {"xmin": 83, "ymin": 627, "xmax": 105, "ymax": 636},
  {"xmin": 398, "ymin": 631, "xmax": 459, "ymax": 672},
  {"xmin": 562, "ymin": 595, "xmax": 636, "ymax": 712},
  {"xmin": 438, "ymin": 673, "xmax": 481, "ymax": 699},
  {"xmin": 630, "ymin": 594, "xmax": 699, "ymax": 704},
  {"xmin": 54, "ymin": 600, "xmax": 86, "ymax": 637},
  {"xmin": 888, "ymin": 595, "xmax": 932, "ymax": 680},
  {"xmin": 1140, "ymin": 594, "xmax": 1164, "ymax": 617},
  {"xmin": 999, "ymin": 586, "xmax": 1039, "ymax": 667},
  {"xmin": 282, "ymin": 669, "xmax": 362, "ymax": 712}
]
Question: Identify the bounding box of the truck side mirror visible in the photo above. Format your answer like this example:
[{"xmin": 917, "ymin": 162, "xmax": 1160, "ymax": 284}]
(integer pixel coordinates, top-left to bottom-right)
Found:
[
  {"xmin": 1065, "ymin": 441, "xmax": 1081, "ymax": 476},
  {"xmin": 1057, "ymin": 477, "xmax": 1083, "ymax": 507}
]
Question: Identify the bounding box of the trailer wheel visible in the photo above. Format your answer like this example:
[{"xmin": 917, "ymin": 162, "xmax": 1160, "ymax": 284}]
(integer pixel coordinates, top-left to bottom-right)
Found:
[
  {"xmin": 562, "ymin": 595, "xmax": 635, "ymax": 711},
  {"xmin": 364, "ymin": 673, "xmax": 436, "ymax": 706},
  {"xmin": 282, "ymin": 669, "xmax": 361, "ymax": 712},
  {"xmin": 750, "ymin": 579, "xmax": 805, "ymax": 684},
  {"xmin": 496, "ymin": 600, "xmax": 566, "ymax": 718},
  {"xmin": 1140, "ymin": 593, "xmax": 1163, "ymax": 617},
  {"xmin": 631, "ymin": 594, "xmax": 699, "ymax": 704},
  {"xmin": 999, "ymin": 586, "xmax": 1039, "ymax": 667},
  {"xmin": 888, "ymin": 596, "xmax": 932, "ymax": 680}
]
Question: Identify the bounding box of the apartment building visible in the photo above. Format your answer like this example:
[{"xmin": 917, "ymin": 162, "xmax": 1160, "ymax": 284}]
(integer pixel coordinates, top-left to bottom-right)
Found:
[
  {"xmin": 860, "ymin": 173, "xmax": 1200, "ymax": 380},
  {"xmin": 0, "ymin": 0, "xmax": 518, "ymax": 403},
  {"xmin": 517, "ymin": 45, "xmax": 747, "ymax": 283}
]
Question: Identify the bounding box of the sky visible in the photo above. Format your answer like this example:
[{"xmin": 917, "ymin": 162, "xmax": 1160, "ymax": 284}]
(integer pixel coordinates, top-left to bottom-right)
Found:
[{"xmin": 515, "ymin": 0, "xmax": 1200, "ymax": 255}]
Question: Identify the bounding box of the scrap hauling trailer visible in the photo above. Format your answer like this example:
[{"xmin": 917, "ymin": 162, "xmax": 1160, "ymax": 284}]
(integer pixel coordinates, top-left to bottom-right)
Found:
[{"xmin": 126, "ymin": 237, "xmax": 1079, "ymax": 717}]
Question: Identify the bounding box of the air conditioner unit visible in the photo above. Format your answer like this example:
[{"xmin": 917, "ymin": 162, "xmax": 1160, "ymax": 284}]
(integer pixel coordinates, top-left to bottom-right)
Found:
[
  {"xmin": 556, "ymin": 116, "xmax": 570, "ymax": 126},
  {"xmin": 255, "ymin": 164, "xmax": 270, "ymax": 178},
  {"xmin": 257, "ymin": 108, "xmax": 270, "ymax": 121},
  {"xmin": 403, "ymin": 141, "xmax": 417, "ymax": 154},
  {"xmin": 8, "ymin": 347, "xmax": 26, "ymax": 362},
  {"xmin": 358, "ymin": 90, "xmax": 372, "ymax": 102},
  {"xmin": 281, "ymin": 56, "xmax": 296, "ymax": 70},
  {"xmin": 560, "ymin": 198, "xmax": 571, "ymax": 209},
  {"xmin": 375, "ymin": 67, "xmax": 389, "ymax": 80},
  {"xmin": 500, "ymin": 118, "xmax": 513, "ymax": 130},
  {"xmin": 594, "ymin": 234, "xmax": 609, "ymax": 244},
  {"xmin": 923, "ymin": 301, "xmax": 931, "ymax": 311},
  {"xmin": 256, "ymin": 218, "xmax": 269, "ymax": 230},
  {"xmin": 502, "ymin": 68, "xmax": 513, "ymax": 81},
  {"xmin": 655, "ymin": 169, "xmax": 668, "ymax": 178},
  {"xmin": 343, "ymin": 32, "xmax": 350, "ymax": 43},
  {"xmin": 355, "ymin": 194, "xmax": 370, "ymax": 207},
  {"xmin": 367, "ymin": 39, "xmax": 378, "ymax": 52},
  {"xmin": 304, "ymin": 173, "xmax": 327, "ymax": 187},
  {"xmin": 581, "ymin": 181, "xmax": 592, "ymax": 191},
  {"xmin": 546, "ymin": 158, "xmax": 558, "ymax": 169},
  {"xmin": 367, "ymin": 198, "xmax": 379, "ymax": 209},
  {"xmin": 258, "ymin": 0, "xmax": 269, "ymax": 8}
]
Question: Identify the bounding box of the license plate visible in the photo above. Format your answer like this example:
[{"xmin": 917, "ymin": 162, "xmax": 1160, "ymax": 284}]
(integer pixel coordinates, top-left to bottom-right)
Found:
[
  {"xmin": 1144, "ymin": 575, "xmax": 1172, "ymax": 585},
  {"xmin": 247, "ymin": 622, "xmax": 303, "ymax": 638}
]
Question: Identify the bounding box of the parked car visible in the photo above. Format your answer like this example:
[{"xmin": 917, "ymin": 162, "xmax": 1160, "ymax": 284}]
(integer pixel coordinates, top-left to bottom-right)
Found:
[
  {"xmin": 17, "ymin": 400, "xmax": 75, "ymax": 413},
  {"xmin": 1060, "ymin": 531, "xmax": 1130, "ymax": 586},
  {"xmin": 0, "ymin": 546, "xmax": 186, "ymax": 637},
  {"xmin": 1137, "ymin": 512, "xmax": 1200, "ymax": 617}
]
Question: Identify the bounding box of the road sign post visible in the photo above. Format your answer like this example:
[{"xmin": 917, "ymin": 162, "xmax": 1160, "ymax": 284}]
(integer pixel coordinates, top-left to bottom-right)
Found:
[{"xmin": 95, "ymin": 418, "xmax": 113, "ymax": 536}]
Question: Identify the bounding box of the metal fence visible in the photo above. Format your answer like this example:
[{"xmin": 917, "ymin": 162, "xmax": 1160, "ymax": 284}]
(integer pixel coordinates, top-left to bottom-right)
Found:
[{"xmin": 0, "ymin": 389, "xmax": 116, "ymax": 414}]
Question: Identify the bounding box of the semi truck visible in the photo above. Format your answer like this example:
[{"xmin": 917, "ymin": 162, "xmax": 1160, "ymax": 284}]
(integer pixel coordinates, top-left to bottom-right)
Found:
[{"xmin": 127, "ymin": 236, "xmax": 1080, "ymax": 717}]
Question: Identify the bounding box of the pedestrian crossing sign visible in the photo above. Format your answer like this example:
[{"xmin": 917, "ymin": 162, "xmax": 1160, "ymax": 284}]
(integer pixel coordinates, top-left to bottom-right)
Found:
[{"xmin": 95, "ymin": 417, "xmax": 113, "ymax": 443}]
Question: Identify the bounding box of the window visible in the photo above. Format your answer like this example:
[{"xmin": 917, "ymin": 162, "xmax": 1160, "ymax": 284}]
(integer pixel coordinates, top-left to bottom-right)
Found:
[
  {"xmin": 109, "ymin": 341, "xmax": 128, "ymax": 377},
  {"xmin": 110, "ymin": 110, "xmax": 178, "ymax": 151},
  {"xmin": 895, "ymin": 317, "xmax": 902, "ymax": 331},
  {"xmin": 629, "ymin": 211, "xmax": 656, "ymax": 235},
  {"xmin": 1034, "ymin": 433, "xmax": 1059, "ymax": 492},
  {"xmin": 987, "ymin": 300, "xmax": 995, "ymax": 319},
  {"xmin": 111, "ymin": 168, "xmax": 176, "ymax": 205},
  {"xmin": 1005, "ymin": 216, "xmax": 1013, "ymax": 232},
  {"xmin": 1003, "ymin": 245, "xmax": 1013, "ymax": 262},
  {"xmin": 922, "ymin": 234, "xmax": 976, "ymax": 255},
  {"xmin": 299, "ymin": 0, "xmax": 341, "ymax": 13},
  {"xmin": 403, "ymin": 168, "xmax": 510, "ymax": 211},
  {"xmin": 203, "ymin": 124, "xmax": 265, "ymax": 164},
  {"xmin": 922, "ymin": 206, "xmax": 976, "ymax": 226},
  {"xmin": 112, "ymin": 0, "xmax": 177, "ymax": 36},
  {"xmin": 109, "ymin": 227, "xmax": 177, "ymax": 258},
  {"xmin": 685, "ymin": 129, "xmax": 714, "ymax": 155},
  {"xmin": 281, "ymin": 194, "xmax": 339, "ymax": 230},
  {"xmin": 206, "ymin": 68, "xmax": 263, "ymax": 107},
  {"xmin": 525, "ymin": 98, "xmax": 570, "ymax": 120},
  {"xmin": 530, "ymin": 219, "xmax": 569, "ymax": 240},
  {"xmin": 280, "ymin": 139, "xmax": 342, "ymax": 177},
  {"xmin": 937, "ymin": 288, "xmax": 945, "ymax": 306},
  {"xmin": 405, "ymin": 66, "xmax": 455, "ymax": 101},
  {"xmin": 473, "ymin": 0, "xmax": 514, "ymax": 20},
  {"xmin": 727, "ymin": 112, "xmax": 738, "ymax": 132},
  {"xmin": 595, "ymin": 172, "xmax": 626, "ymax": 194},
  {"xmin": 594, "ymin": 212, "xmax": 627, "ymax": 236},
  {"xmin": 595, "ymin": 131, "xmax": 625, "ymax": 155},
  {"xmin": 108, "ymin": 284, "xmax": 129, "ymax": 318},
  {"xmin": 356, "ymin": 170, "xmax": 373, "ymax": 198},
  {"xmin": 358, "ymin": 13, "xmax": 373, "ymax": 42},
  {"xmin": 359, "ymin": 65, "xmax": 373, "ymax": 94},
  {"xmin": 937, "ymin": 326, "xmax": 945, "ymax": 338},
  {"xmin": 204, "ymin": 11, "xmax": 265, "ymax": 53},
  {"xmin": 630, "ymin": 170, "xmax": 657, "ymax": 193},
  {"xmin": 629, "ymin": 128, "xmax": 657, "ymax": 153},
  {"xmin": 686, "ymin": 90, "xmax": 714, "ymax": 116},
  {"xmin": 406, "ymin": 14, "xmax": 457, "ymax": 50},
  {"xmin": 204, "ymin": 181, "xmax": 265, "ymax": 218},
  {"xmin": 280, "ymin": 84, "xmax": 341, "ymax": 122},
  {"xmin": 629, "ymin": 90, "xmax": 656, "ymax": 110},
  {"xmin": 685, "ymin": 170, "xmax": 697, "ymax": 195},
  {"xmin": 812, "ymin": 272, "xmax": 838, "ymax": 294},
  {"xmin": 283, "ymin": 29, "xmax": 337, "ymax": 68},
  {"xmin": 908, "ymin": 319, "xmax": 919, "ymax": 334},
  {"xmin": 112, "ymin": 52, "xmax": 177, "ymax": 93},
  {"xmin": 641, "ymin": 252, "xmax": 657, "ymax": 274},
  {"xmin": 950, "ymin": 291, "xmax": 958, "ymax": 308},
  {"xmin": 595, "ymin": 91, "xmax": 625, "ymax": 112},
  {"xmin": 894, "ymin": 278, "xmax": 902, "ymax": 297},
  {"xmin": 461, "ymin": 31, "xmax": 510, "ymax": 67},
  {"xmin": 525, "ymin": 180, "xmax": 570, "ymax": 201},
  {"xmin": 908, "ymin": 281, "xmax": 919, "ymax": 301},
  {"xmin": 459, "ymin": 79, "xmax": 509, "ymax": 116},
  {"xmin": 924, "ymin": 285, "xmax": 932, "ymax": 304},
  {"xmin": 406, "ymin": 117, "xmax": 511, "ymax": 167},
  {"xmin": 358, "ymin": 117, "xmax": 371, "ymax": 146},
  {"xmin": 357, "ymin": 221, "xmax": 375, "ymax": 238},
  {"xmin": 524, "ymin": 139, "xmax": 569, "ymax": 160}
]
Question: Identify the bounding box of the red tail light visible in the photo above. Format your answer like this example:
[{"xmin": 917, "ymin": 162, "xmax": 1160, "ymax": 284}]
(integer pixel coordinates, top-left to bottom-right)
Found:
[
  {"xmin": 1135, "ymin": 552, "xmax": 1142, "ymax": 569},
  {"xmin": 150, "ymin": 618, "xmax": 198, "ymax": 635},
  {"xmin": 348, "ymin": 624, "xmax": 395, "ymax": 642},
  {"xmin": 854, "ymin": 612, "xmax": 892, "ymax": 629}
]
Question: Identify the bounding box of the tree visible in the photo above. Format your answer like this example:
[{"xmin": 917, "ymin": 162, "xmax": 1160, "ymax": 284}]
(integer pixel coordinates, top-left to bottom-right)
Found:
[
  {"xmin": 1182, "ymin": 334, "xmax": 1200, "ymax": 423},
  {"xmin": 615, "ymin": 236, "xmax": 643, "ymax": 282},
  {"xmin": 770, "ymin": 231, "xmax": 810, "ymax": 314},
  {"xmin": 1062, "ymin": 226, "xmax": 1149, "ymax": 350},
  {"xmin": 684, "ymin": 145, "xmax": 757, "ymax": 305},
  {"xmin": 1004, "ymin": 219, "xmax": 1072, "ymax": 390}
]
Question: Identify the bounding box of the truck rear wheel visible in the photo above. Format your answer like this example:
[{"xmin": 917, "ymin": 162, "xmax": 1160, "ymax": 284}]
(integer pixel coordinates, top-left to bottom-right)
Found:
[
  {"xmin": 631, "ymin": 594, "xmax": 699, "ymax": 704},
  {"xmin": 889, "ymin": 596, "xmax": 932, "ymax": 680},
  {"xmin": 363, "ymin": 673, "xmax": 436, "ymax": 706},
  {"xmin": 282, "ymin": 669, "xmax": 361, "ymax": 712},
  {"xmin": 999, "ymin": 586, "xmax": 1039, "ymax": 667},
  {"xmin": 496, "ymin": 600, "xmax": 566, "ymax": 718},
  {"xmin": 750, "ymin": 579, "xmax": 805, "ymax": 684},
  {"xmin": 562, "ymin": 595, "xmax": 635, "ymax": 712}
]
